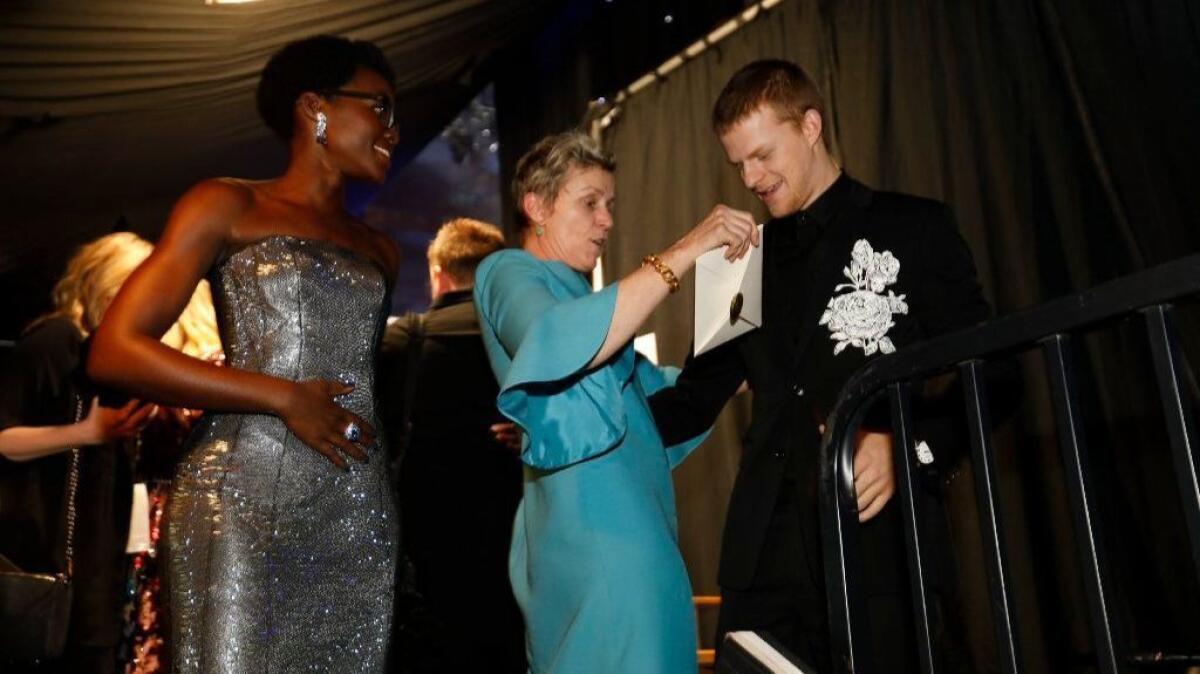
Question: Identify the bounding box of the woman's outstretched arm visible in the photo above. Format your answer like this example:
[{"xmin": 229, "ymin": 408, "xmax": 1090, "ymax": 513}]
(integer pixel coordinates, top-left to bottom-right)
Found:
[
  {"xmin": 0, "ymin": 398, "xmax": 153, "ymax": 462},
  {"xmin": 590, "ymin": 204, "xmax": 759, "ymax": 367}
]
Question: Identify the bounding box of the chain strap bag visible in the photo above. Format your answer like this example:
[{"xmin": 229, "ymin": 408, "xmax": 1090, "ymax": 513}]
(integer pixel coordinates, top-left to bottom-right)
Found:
[{"xmin": 0, "ymin": 396, "xmax": 84, "ymax": 664}]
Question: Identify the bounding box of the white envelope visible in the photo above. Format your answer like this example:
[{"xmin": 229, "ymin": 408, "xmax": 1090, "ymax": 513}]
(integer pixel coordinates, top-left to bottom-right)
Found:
[{"xmin": 694, "ymin": 224, "xmax": 764, "ymax": 356}]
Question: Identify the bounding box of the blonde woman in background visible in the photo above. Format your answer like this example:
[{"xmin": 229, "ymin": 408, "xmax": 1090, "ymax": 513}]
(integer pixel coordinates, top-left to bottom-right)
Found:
[{"xmin": 0, "ymin": 232, "xmax": 217, "ymax": 674}]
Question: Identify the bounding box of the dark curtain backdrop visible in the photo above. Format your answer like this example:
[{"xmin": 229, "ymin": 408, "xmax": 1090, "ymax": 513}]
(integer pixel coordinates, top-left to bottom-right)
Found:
[
  {"xmin": 599, "ymin": 0, "xmax": 1200, "ymax": 669},
  {"xmin": 493, "ymin": 0, "xmax": 748, "ymax": 235}
]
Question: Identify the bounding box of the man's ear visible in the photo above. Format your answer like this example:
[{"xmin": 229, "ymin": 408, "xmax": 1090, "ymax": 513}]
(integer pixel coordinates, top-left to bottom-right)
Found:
[
  {"xmin": 429, "ymin": 264, "xmax": 454, "ymax": 297},
  {"xmin": 802, "ymin": 108, "xmax": 824, "ymax": 149},
  {"xmin": 428, "ymin": 263, "xmax": 443, "ymax": 298}
]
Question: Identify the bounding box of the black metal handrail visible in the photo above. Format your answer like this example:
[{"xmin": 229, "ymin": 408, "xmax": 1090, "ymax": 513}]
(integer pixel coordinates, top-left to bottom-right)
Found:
[{"xmin": 819, "ymin": 253, "xmax": 1200, "ymax": 674}]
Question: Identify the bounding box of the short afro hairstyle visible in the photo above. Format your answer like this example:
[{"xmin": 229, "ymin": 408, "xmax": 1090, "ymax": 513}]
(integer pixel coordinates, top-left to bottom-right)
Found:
[{"xmin": 256, "ymin": 35, "xmax": 396, "ymax": 141}]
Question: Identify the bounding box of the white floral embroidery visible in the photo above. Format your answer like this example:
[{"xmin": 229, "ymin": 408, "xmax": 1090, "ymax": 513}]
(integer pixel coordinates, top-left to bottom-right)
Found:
[
  {"xmin": 819, "ymin": 239, "xmax": 909, "ymax": 356},
  {"xmin": 915, "ymin": 440, "xmax": 935, "ymax": 465}
]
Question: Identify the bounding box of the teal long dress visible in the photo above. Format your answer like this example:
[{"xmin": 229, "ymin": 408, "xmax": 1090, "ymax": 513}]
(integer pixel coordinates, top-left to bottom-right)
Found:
[{"xmin": 474, "ymin": 249, "xmax": 708, "ymax": 674}]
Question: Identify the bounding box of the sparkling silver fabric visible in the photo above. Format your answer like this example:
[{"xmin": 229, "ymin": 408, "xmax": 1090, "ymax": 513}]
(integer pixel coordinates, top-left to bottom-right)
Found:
[{"xmin": 164, "ymin": 236, "xmax": 397, "ymax": 673}]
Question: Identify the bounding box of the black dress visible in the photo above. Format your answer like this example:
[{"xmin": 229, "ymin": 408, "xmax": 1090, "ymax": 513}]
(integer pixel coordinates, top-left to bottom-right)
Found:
[{"xmin": 0, "ymin": 316, "xmax": 132, "ymax": 673}]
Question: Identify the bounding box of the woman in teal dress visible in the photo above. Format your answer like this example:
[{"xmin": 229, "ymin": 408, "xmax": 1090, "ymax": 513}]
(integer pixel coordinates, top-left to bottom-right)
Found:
[{"xmin": 474, "ymin": 131, "xmax": 759, "ymax": 673}]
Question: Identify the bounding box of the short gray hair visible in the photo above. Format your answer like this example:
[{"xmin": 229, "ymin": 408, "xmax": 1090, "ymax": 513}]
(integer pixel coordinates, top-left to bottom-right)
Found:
[{"xmin": 511, "ymin": 131, "xmax": 615, "ymax": 229}]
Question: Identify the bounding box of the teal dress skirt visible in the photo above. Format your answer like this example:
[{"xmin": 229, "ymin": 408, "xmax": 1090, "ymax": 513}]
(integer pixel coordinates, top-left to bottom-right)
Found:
[{"xmin": 474, "ymin": 250, "xmax": 708, "ymax": 673}]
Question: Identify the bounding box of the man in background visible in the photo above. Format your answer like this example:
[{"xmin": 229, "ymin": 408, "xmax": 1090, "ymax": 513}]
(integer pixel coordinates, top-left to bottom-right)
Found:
[{"xmin": 380, "ymin": 218, "xmax": 525, "ymax": 674}]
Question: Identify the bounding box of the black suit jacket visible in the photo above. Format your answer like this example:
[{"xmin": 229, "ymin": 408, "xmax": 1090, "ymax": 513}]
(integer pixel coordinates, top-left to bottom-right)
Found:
[
  {"xmin": 378, "ymin": 290, "xmax": 523, "ymax": 573},
  {"xmin": 378, "ymin": 290, "xmax": 526, "ymax": 672},
  {"xmin": 651, "ymin": 175, "xmax": 992, "ymax": 593}
]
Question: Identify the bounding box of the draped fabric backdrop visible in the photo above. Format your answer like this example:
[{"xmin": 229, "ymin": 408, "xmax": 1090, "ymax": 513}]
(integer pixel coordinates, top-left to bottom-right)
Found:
[{"xmin": 602, "ymin": 0, "xmax": 1200, "ymax": 669}]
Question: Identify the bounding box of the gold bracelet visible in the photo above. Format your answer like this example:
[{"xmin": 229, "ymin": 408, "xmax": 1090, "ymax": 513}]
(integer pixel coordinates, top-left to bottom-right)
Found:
[{"xmin": 642, "ymin": 254, "xmax": 680, "ymax": 294}]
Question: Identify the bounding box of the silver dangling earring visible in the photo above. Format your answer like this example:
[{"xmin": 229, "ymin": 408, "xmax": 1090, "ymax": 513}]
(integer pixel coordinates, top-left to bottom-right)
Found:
[
  {"xmin": 315, "ymin": 112, "xmax": 328, "ymax": 146},
  {"xmin": 534, "ymin": 223, "xmax": 545, "ymax": 237}
]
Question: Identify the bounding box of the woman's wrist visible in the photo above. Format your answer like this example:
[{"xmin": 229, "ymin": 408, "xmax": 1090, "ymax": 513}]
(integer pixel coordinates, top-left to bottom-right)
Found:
[
  {"xmin": 659, "ymin": 238, "xmax": 698, "ymax": 276},
  {"xmin": 268, "ymin": 380, "xmax": 297, "ymax": 418},
  {"xmin": 76, "ymin": 418, "xmax": 104, "ymax": 446}
]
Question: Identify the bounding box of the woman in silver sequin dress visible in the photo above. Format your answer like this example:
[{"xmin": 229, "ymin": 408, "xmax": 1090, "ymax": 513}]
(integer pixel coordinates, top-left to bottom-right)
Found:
[{"xmin": 88, "ymin": 36, "xmax": 401, "ymax": 672}]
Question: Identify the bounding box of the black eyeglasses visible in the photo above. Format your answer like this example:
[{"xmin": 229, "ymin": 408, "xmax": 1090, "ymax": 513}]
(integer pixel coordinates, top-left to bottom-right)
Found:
[{"xmin": 322, "ymin": 89, "xmax": 395, "ymax": 129}]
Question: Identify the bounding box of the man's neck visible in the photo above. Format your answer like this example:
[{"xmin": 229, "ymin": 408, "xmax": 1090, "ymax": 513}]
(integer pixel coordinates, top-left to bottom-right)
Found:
[
  {"xmin": 431, "ymin": 286, "xmax": 472, "ymax": 308},
  {"xmin": 798, "ymin": 162, "xmax": 842, "ymax": 212}
]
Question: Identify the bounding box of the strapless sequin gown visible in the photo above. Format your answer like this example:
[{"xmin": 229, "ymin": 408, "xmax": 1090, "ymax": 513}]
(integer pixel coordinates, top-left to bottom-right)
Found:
[{"xmin": 164, "ymin": 236, "xmax": 397, "ymax": 673}]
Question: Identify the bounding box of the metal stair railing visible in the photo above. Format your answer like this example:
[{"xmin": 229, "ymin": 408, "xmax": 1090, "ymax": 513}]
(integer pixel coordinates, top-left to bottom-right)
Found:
[{"xmin": 819, "ymin": 254, "xmax": 1200, "ymax": 674}]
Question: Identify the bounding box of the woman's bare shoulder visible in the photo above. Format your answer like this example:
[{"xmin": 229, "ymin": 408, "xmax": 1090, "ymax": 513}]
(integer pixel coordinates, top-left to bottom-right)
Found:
[
  {"xmin": 154, "ymin": 179, "xmax": 263, "ymax": 259},
  {"xmin": 176, "ymin": 178, "xmax": 257, "ymax": 215}
]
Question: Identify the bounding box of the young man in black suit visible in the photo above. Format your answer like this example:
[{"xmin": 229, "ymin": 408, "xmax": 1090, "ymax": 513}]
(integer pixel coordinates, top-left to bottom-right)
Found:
[{"xmin": 651, "ymin": 60, "xmax": 989, "ymax": 672}]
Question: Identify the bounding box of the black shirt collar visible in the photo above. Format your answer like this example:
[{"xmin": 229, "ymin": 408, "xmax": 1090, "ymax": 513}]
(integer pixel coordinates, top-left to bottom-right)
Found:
[
  {"xmin": 794, "ymin": 171, "xmax": 853, "ymax": 230},
  {"xmin": 430, "ymin": 288, "xmax": 473, "ymax": 310},
  {"xmin": 767, "ymin": 171, "xmax": 856, "ymax": 250}
]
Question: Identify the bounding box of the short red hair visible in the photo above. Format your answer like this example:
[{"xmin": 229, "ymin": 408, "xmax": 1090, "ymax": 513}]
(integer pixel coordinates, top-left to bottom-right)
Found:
[{"xmin": 712, "ymin": 59, "xmax": 827, "ymax": 145}]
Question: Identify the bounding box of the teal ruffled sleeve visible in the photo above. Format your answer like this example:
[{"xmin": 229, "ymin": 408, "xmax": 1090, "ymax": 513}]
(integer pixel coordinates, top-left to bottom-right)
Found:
[
  {"xmin": 633, "ymin": 358, "xmax": 711, "ymax": 468},
  {"xmin": 475, "ymin": 251, "xmax": 632, "ymax": 471}
]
